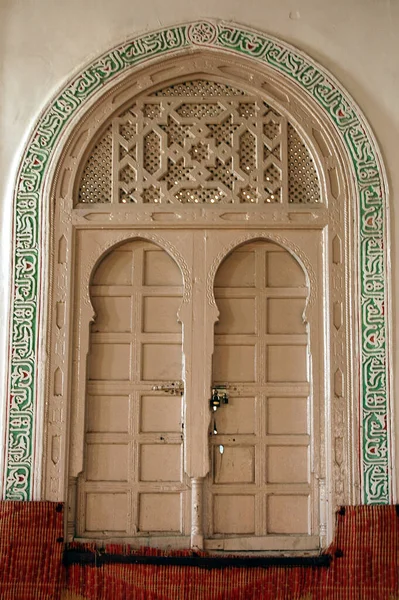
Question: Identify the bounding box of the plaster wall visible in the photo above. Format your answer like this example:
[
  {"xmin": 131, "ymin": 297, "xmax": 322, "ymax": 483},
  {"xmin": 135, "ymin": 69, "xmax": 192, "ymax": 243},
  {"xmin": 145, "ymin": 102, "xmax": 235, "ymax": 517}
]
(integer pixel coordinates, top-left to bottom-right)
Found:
[{"xmin": 0, "ymin": 0, "xmax": 398, "ymax": 495}]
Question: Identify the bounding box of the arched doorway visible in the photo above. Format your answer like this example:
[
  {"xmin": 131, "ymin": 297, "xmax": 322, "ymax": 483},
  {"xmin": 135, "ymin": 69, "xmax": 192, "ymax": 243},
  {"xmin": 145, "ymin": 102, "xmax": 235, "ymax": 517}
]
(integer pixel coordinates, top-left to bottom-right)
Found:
[
  {"xmin": 3, "ymin": 24, "xmax": 392, "ymax": 549},
  {"xmin": 79, "ymin": 239, "xmax": 189, "ymax": 539},
  {"xmin": 34, "ymin": 54, "xmax": 371, "ymax": 549},
  {"xmin": 74, "ymin": 225, "xmax": 322, "ymax": 552}
]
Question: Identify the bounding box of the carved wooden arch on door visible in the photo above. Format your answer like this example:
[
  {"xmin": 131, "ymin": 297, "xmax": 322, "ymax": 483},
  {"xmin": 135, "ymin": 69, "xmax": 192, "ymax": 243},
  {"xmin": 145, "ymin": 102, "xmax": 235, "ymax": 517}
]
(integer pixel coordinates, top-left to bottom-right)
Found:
[{"xmin": 3, "ymin": 22, "xmax": 392, "ymax": 551}]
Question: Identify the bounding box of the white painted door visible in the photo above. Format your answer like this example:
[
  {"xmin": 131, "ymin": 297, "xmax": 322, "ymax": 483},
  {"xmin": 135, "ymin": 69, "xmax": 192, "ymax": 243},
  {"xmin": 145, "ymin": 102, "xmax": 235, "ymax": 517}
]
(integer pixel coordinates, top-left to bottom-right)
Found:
[
  {"xmin": 78, "ymin": 240, "xmax": 190, "ymax": 541},
  {"xmin": 205, "ymin": 240, "xmax": 315, "ymax": 551},
  {"xmin": 76, "ymin": 231, "xmax": 321, "ymax": 551}
]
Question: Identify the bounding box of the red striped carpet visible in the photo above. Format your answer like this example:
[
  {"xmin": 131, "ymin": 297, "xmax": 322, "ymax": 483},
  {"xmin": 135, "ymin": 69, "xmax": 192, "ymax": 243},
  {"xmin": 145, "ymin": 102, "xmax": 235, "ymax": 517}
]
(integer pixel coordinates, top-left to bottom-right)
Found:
[
  {"xmin": 0, "ymin": 502, "xmax": 398, "ymax": 599},
  {"xmin": 0, "ymin": 501, "xmax": 64, "ymax": 599}
]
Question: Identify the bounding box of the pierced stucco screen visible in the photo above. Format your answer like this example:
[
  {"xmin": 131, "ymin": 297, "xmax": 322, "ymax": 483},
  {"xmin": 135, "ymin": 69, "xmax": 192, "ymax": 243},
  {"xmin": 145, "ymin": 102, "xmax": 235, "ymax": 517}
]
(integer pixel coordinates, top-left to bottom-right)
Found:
[{"xmin": 77, "ymin": 80, "xmax": 321, "ymax": 205}]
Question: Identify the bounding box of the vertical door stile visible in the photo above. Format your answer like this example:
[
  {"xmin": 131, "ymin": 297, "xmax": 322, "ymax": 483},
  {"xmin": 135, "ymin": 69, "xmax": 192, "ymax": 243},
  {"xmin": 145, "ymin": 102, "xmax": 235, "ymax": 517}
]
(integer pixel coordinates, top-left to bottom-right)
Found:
[{"xmin": 183, "ymin": 231, "xmax": 219, "ymax": 548}]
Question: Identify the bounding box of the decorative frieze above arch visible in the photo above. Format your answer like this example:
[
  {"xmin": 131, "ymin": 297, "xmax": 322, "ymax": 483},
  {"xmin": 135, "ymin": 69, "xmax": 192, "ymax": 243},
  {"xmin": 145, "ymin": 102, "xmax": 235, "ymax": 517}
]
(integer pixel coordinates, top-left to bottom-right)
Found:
[{"xmin": 4, "ymin": 20, "xmax": 391, "ymax": 506}]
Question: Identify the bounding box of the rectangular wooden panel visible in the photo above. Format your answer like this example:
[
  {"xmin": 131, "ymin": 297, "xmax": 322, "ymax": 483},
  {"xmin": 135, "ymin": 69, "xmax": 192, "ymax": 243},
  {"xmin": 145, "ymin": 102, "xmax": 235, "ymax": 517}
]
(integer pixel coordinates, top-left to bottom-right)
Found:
[
  {"xmin": 87, "ymin": 395, "xmax": 129, "ymax": 433},
  {"xmin": 213, "ymin": 495, "xmax": 255, "ymax": 534},
  {"xmin": 213, "ymin": 446, "xmax": 255, "ymax": 484},
  {"xmin": 140, "ymin": 395, "xmax": 181, "ymax": 432},
  {"xmin": 86, "ymin": 443, "xmax": 129, "ymax": 481},
  {"xmin": 141, "ymin": 343, "xmax": 182, "ymax": 380},
  {"xmin": 214, "ymin": 397, "xmax": 256, "ymax": 434},
  {"xmin": 144, "ymin": 250, "xmax": 182, "ymax": 286},
  {"xmin": 92, "ymin": 250, "xmax": 133, "ymax": 285},
  {"xmin": 89, "ymin": 343, "xmax": 131, "ymax": 380},
  {"xmin": 139, "ymin": 493, "xmax": 182, "ymax": 532},
  {"xmin": 267, "ymin": 345, "xmax": 307, "ymax": 382},
  {"xmin": 267, "ymin": 495, "xmax": 309, "ymax": 534},
  {"xmin": 213, "ymin": 345, "xmax": 255, "ymax": 382},
  {"xmin": 140, "ymin": 444, "xmax": 182, "ymax": 482},
  {"xmin": 266, "ymin": 251, "xmax": 305, "ymax": 287},
  {"xmin": 91, "ymin": 296, "xmax": 132, "ymax": 332},
  {"xmin": 267, "ymin": 397, "xmax": 308, "ymax": 434},
  {"xmin": 215, "ymin": 298, "xmax": 256, "ymax": 334},
  {"xmin": 267, "ymin": 446, "xmax": 309, "ymax": 483},
  {"xmin": 143, "ymin": 296, "xmax": 181, "ymax": 332},
  {"xmin": 86, "ymin": 493, "xmax": 129, "ymax": 532},
  {"xmin": 214, "ymin": 251, "xmax": 255, "ymax": 287},
  {"xmin": 267, "ymin": 298, "xmax": 305, "ymax": 334}
]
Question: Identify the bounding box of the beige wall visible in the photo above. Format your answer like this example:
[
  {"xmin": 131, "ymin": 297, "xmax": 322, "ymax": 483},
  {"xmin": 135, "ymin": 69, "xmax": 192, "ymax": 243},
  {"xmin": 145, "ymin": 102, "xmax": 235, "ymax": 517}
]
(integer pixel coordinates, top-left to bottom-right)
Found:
[{"xmin": 1, "ymin": 0, "xmax": 398, "ymax": 493}]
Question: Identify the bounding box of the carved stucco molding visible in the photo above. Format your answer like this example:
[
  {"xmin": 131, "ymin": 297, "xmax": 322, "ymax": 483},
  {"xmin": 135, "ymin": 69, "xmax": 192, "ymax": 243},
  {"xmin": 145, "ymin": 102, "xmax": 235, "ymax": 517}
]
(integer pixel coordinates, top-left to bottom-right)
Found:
[{"xmin": 4, "ymin": 20, "xmax": 392, "ymax": 504}]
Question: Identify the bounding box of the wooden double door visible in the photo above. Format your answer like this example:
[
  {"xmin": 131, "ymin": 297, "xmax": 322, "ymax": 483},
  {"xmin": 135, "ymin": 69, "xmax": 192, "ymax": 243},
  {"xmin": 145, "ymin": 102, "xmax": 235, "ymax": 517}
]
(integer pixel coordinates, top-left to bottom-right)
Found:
[{"xmin": 75, "ymin": 228, "xmax": 322, "ymax": 551}]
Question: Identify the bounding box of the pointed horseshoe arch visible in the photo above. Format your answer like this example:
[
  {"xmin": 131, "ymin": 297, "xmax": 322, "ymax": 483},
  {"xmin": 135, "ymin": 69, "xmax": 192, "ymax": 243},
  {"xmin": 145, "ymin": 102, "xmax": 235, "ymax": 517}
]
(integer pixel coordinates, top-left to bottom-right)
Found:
[{"xmin": 4, "ymin": 20, "xmax": 392, "ymax": 505}]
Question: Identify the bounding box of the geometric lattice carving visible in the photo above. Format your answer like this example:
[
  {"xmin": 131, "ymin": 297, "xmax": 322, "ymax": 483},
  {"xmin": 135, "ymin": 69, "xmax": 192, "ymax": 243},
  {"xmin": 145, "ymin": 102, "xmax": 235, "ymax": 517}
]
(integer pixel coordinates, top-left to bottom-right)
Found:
[
  {"xmin": 142, "ymin": 186, "xmax": 161, "ymax": 204},
  {"xmin": 77, "ymin": 81, "xmax": 321, "ymax": 206},
  {"xmin": 143, "ymin": 132, "xmax": 161, "ymax": 174},
  {"xmin": 207, "ymin": 158, "xmax": 239, "ymax": 191},
  {"xmin": 264, "ymin": 163, "xmax": 281, "ymax": 190},
  {"xmin": 240, "ymin": 131, "xmax": 256, "ymax": 173},
  {"xmin": 174, "ymin": 188, "xmax": 226, "ymax": 203},
  {"xmin": 263, "ymin": 116, "xmax": 281, "ymax": 140},
  {"xmin": 160, "ymin": 158, "xmax": 193, "ymax": 190},
  {"xmin": 288, "ymin": 124, "xmax": 320, "ymax": 203},
  {"xmin": 154, "ymin": 80, "xmax": 245, "ymax": 97},
  {"xmin": 78, "ymin": 127, "xmax": 112, "ymax": 203}
]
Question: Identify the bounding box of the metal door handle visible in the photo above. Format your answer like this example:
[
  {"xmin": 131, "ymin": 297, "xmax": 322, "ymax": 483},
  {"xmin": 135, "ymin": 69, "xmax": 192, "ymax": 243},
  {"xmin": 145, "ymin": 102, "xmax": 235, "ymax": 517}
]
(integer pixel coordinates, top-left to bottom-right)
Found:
[{"xmin": 210, "ymin": 385, "xmax": 229, "ymax": 410}]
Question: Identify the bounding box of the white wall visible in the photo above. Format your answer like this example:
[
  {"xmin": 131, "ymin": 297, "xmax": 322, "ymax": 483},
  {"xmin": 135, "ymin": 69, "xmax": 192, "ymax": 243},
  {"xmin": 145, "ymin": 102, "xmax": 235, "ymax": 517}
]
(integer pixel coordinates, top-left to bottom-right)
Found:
[{"xmin": 1, "ymin": 0, "xmax": 398, "ymax": 493}]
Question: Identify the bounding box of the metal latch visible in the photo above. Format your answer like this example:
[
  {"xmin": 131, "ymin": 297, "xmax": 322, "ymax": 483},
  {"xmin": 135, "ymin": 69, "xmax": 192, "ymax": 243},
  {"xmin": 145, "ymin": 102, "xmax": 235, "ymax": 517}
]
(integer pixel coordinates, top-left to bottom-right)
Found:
[
  {"xmin": 210, "ymin": 385, "xmax": 229, "ymax": 411},
  {"xmin": 151, "ymin": 381, "xmax": 184, "ymax": 396}
]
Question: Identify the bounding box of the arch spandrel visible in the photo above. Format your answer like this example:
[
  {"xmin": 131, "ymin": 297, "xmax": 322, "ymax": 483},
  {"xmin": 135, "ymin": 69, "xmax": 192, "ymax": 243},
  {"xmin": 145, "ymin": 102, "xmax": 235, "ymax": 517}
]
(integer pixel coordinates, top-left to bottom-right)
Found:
[{"xmin": 4, "ymin": 21, "xmax": 391, "ymax": 512}]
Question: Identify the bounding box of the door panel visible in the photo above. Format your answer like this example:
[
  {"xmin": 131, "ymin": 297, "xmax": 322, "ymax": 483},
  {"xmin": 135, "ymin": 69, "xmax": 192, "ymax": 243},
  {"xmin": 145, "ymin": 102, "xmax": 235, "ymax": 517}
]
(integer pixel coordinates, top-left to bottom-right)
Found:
[
  {"xmin": 207, "ymin": 240, "xmax": 312, "ymax": 546},
  {"xmin": 78, "ymin": 240, "xmax": 188, "ymax": 539},
  {"xmin": 267, "ymin": 495, "xmax": 309, "ymax": 534}
]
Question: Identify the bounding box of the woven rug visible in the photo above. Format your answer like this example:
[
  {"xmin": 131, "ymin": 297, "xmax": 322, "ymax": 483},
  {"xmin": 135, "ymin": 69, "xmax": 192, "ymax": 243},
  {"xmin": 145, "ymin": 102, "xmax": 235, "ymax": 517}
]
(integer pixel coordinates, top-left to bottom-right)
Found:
[
  {"xmin": 64, "ymin": 506, "xmax": 399, "ymax": 599},
  {"xmin": 0, "ymin": 502, "xmax": 398, "ymax": 599},
  {"xmin": 0, "ymin": 501, "xmax": 64, "ymax": 599}
]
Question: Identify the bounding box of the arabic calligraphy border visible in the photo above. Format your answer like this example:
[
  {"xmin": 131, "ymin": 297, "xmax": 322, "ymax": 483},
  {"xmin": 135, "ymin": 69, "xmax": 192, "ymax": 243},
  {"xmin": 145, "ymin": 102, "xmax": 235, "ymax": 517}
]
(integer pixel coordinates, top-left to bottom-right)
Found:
[{"xmin": 4, "ymin": 20, "xmax": 391, "ymax": 504}]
